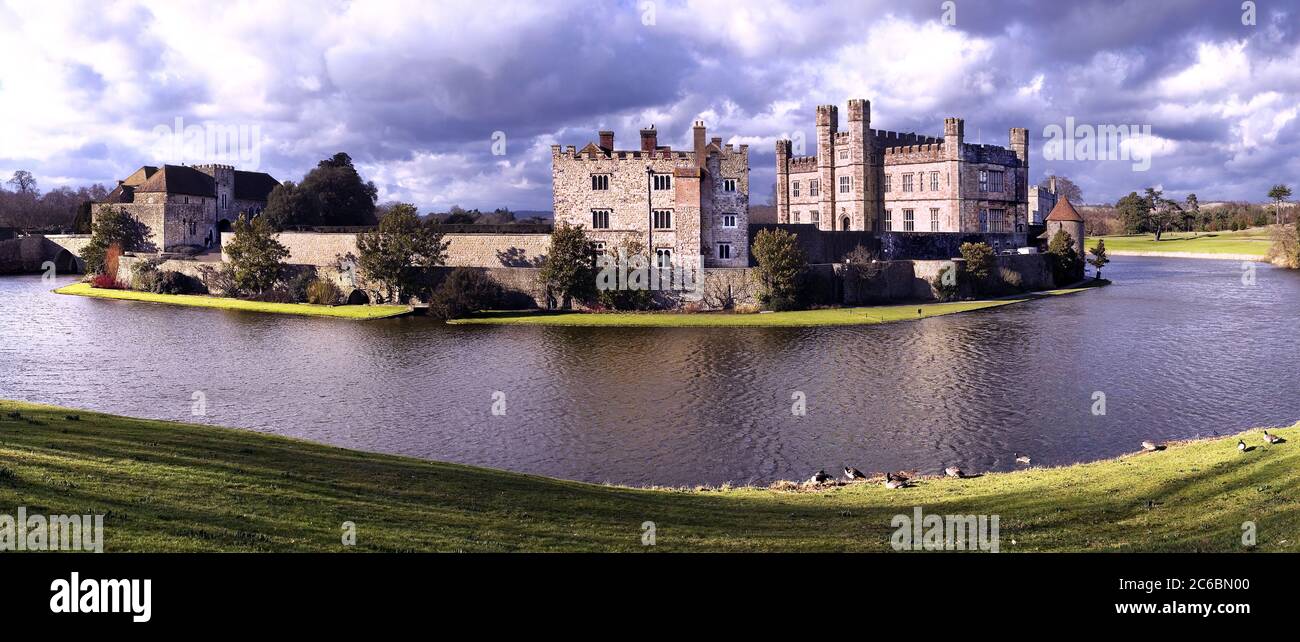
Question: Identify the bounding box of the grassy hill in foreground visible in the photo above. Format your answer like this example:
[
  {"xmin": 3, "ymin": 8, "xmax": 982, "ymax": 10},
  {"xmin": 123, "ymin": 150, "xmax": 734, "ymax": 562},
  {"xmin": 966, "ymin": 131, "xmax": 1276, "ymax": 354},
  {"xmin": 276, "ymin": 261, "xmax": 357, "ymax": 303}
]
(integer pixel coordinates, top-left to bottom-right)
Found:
[{"xmin": 1, "ymin": 400, "xmax": 1296, "ymax": 552}]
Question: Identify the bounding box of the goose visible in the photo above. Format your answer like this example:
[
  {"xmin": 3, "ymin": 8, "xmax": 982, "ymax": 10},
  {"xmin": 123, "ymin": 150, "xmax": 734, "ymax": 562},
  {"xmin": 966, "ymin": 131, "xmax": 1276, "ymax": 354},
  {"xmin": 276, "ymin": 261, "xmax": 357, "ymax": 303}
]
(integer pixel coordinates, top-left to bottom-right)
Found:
[
  {"xmin": 843, "ymin": 466, "xmax": 867, "ymax": 480},
  {"xmin": 809, "ymin": 470, "xmax": 833, "ymax": 484},
  {"xmin": 1264, "ymin": 431, "xmax": 1284, "ymax": 444},
  {"xmin": 1014, "ymin": 453, "xmax": 1031, "ymax": 465},
  {"xmin": 1141, "ymin": 441, "xmax": 1159, "ymax": 452},
  {"xmin": 884, "ymin": 478, "xmax": 909, "ymax": 489},
  {"xmin": 885, "ymin": 471, "xmax": 909, "ymax": 483},
  {"xmin": 1238, "ymin": 439, "xmax": 1247, "ymax": 452},
  {"xmin": 944, "ymin": 466, "xmax": 965, "ymax": 478}
]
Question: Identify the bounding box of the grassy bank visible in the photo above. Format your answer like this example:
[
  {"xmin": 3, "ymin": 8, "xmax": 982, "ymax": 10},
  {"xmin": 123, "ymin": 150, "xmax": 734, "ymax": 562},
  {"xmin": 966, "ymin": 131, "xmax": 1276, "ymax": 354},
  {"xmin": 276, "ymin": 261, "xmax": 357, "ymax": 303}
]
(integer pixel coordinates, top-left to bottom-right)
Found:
[
  {"xmin": 1095, "ymin": 228, "xmax": 1272, "ymax": 258},
  {"xmin": 54, "ymin": 282, "xmax": 410, "ymax": 320},
  {"xmin": 2, "ymin": 399, "xmax": 1294, "ymax": 552},
  {"xmin": 452, "ymin": 287, "xmax": 1095, "ymax": 328}
]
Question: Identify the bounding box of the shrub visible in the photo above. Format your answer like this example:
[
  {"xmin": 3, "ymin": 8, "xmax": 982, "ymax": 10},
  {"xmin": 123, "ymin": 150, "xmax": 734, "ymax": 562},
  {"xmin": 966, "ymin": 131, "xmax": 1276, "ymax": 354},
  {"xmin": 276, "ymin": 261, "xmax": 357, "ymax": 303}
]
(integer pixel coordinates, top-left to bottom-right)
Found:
[
  {"xmin": 156, "ymin": 271, "xmax": 199, "ymax": 295},
  {"xmin": 131, "ymin": 258, "xmax": 162, "ymax": 293},
  {"xmin": 201, "ymin": 264, "xmax": 241, "ymax": 298},
  {"xmin": 283, "ymin": 269, "xmax": 318, "ymax": 302},
  {"xmin": 1046, "ymin": 230, "xmax": 1084, "ymax": 285},
  {"xmin": 958, "ymin": 242, "xmax": 996, "ymax": 291},
  {"xmin": 932, "ymin": 264, "xmax": 960, "ymax": 301},
  {"xmin": 306, "ymin": 278, "xmax": 342, "ymax": 305},
  {"xmin": 751, "ymin": 228, "xmax": 807, "ymax": 310},
  {"xmin": 90, "ymin": 273, "xmax": 122, "ymax": 289},
  {"xmin": 429, "ymin": 268, "xmax": 504, "ymax": 319}
]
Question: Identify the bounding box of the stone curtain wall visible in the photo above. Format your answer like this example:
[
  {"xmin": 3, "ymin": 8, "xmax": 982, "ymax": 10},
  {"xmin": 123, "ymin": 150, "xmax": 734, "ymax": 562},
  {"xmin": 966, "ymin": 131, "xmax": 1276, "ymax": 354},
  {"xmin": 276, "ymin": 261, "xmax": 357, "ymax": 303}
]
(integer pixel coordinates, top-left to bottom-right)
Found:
[{"xmin": 219, "ymin": 231, "xmax": 551, "ymax": 269}]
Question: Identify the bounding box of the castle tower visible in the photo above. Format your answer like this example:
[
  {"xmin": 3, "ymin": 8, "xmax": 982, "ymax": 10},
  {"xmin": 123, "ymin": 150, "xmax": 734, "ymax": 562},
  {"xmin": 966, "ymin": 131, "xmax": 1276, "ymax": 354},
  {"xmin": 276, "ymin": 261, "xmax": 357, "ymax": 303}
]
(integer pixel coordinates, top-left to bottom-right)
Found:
[
  {"xmin": 1045, "ymin": 195, "xmax": 1086, "ymax": 259},
  {"xmin": 846, "ymin": 98, "xmax": 876, "ymax": 232},
  {"xmin": 816, "ymin": 104, "xmax": 838, "ymax": 229},
  {"xmin": 775, "ymin": 139, "xmax": 792, "ymax": 224},
  {"xmin": 195, "ymin": 164, "xmax": 235, "ymax": 220}
]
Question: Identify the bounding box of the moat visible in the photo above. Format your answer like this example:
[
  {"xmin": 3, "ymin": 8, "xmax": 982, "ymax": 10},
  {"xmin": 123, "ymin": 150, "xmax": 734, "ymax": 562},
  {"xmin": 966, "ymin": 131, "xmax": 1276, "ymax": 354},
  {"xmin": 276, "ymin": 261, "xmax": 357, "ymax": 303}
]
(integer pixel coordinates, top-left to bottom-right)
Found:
[{"xmin": 2, "ymin": 256, "xmax": 1296, "ymax": 487}]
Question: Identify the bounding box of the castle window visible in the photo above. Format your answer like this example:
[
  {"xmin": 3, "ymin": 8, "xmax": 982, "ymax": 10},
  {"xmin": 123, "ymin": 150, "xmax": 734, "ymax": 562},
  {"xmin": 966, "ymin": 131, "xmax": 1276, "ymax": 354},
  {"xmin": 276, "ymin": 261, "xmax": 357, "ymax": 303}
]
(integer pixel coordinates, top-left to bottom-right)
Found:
[
  {"xmin": 723, "ymin": 178, "xmax": 737, "ymax": 192},
  {"xmin": 884, "ymin": 174, "xmax": 891, "ymax": 192},
  {"xmin": 792, "ymin": 181, "xmax": 800, "ymax": 198},
  {"xmin": 839, "ymin": 176, "xmax": 851, "ymax": 193},
  {"xmin": 902, "ymin": 174, "xmax": 914, "ymax": 192},
  {"xmin": 839, "ymin": 149, "xmax": 848, "ymax": 160},
  {"xmin": 809, "ymin": 179, "xmax": 819, "ymax": 196},
  {"xmin": 884, "ymin": 209, "xmax": 892, "ymax": 231},
  {"xmin": 989, "ymin": 170, "xmax": 1005, "ymax": 193},
  {"xmin": 652, "ymin": 209, "xmax": 672, "ymax": 229},
  {"xmin": 591, "ymin": 209, "xmax": 611, "ymax": 229},
  {"xmin": 810, "ymin": 210, "xmax": 819, "ymax": 224},
  {"xmin": 591, "ymin": 174, "xmax": 610, "ymax": 190},
  {"xmin": 991, "ymin": 208, "xmax": 1007, "ymax": 232},
  {"xmin": 721, "ymin": 214, "xmax": 737, "ymax": 228},
  {"xmin": 979, "ymin": 170, "xmax": 989, "ymax": 192},
  {"xmin": 930, "ymin": 171, "xmax": 940, "ymax": 191},
  {"xmin": 930, "ymin": 208, "xmax": 940, "ymax": 232},
  {"xmin": 793, "ymin": 211, "xmax": 801, "ymax": 223},
  {"xmin": 717, "ymin": 243, "xmax": 732, "ymax": 260},
  {"xmin": 655, "ymin": 247, "xmax": 673, "ymax": 268},
  {"xmin": 903, "ymin": 209, "xmax": 915, "ymax": 232},
  {"xmin": 653, "ymin": 173, "xmax": 672, "ymax": 190}
]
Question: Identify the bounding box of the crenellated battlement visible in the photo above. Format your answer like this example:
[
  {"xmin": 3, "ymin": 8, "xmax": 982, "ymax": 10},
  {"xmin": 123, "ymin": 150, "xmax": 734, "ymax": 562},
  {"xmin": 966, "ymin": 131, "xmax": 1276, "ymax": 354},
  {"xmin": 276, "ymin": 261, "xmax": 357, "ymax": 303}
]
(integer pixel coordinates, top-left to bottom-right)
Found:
[{"xmin": 871, "ymin": 129, "xmax": 943, "ymax": 148}]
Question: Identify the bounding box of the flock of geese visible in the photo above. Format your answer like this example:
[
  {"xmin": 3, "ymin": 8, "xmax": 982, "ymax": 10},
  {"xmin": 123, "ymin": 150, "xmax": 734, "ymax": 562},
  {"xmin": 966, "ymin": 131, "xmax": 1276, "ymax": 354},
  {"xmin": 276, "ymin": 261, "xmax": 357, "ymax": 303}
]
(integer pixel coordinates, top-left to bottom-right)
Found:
[{"xmin": 808, "ymin": 430, "xmax": 1288, "ymax": 489}]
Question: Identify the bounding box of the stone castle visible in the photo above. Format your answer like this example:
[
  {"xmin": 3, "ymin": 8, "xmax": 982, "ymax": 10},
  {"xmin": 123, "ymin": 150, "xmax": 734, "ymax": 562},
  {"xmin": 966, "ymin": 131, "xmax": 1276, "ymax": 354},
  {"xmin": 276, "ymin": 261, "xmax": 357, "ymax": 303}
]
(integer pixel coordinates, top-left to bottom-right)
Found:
[
  {"xmin": 551, "ymin": 121, "xmax": 749, "ymax": 270},
  {"xmin": 775, "ymin": 99, "xmax": 1029, "ymax": 250},
  {"xmin": 93, "ymin": 164, "xmax": 279, "ymax": 251}
]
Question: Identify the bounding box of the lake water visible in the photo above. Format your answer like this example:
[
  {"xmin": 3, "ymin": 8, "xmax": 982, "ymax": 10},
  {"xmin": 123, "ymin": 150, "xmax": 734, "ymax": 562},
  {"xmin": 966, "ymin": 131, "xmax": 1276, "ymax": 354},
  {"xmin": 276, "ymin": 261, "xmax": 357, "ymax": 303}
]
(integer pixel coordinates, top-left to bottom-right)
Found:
[{"xmin": 1, "ymin": 256, "xmax": 1295, "ymax": 486}]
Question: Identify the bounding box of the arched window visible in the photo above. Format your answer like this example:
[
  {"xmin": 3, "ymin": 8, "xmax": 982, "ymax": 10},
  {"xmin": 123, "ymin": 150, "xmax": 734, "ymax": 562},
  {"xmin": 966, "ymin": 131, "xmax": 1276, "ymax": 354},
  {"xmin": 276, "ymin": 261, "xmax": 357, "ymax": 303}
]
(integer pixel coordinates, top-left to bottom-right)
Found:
[{"xmin": 842, "ymin": 216, "xmax": 851, "ymax": 231}]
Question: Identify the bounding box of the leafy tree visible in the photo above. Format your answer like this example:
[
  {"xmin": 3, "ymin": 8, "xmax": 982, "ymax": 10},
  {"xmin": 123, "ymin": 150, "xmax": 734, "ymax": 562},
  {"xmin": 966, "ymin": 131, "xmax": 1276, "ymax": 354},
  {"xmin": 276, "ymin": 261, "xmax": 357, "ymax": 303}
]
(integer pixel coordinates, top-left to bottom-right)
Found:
[
  {"xmin": 751, "ymin": 227, "xmax": 807, "ymax": 309},
  {"xmin": 262, "ymin": 180, "xmax": 316, "ymax": 229},
  {"xmin": 81, "ymin": 207, "xmax": 151, "ymax": 275},
  {"xmin": 595, "ymin": 237, "xmax": 655, "ymax": 311},
  {"xmin": 72, "ymin": 200, "xmax": 93, "ymax": 234},
  {"xmin": 1046, "ymin": 229, "xmax": 1083, "ymax": 285},
  {"xmin": 224, "ymin": 214, "xmax": 290, "ymax": 296},
  {"xmin": 354, "ymin": 203, "xmax": 448, "ymax": 303},
  {"xmin": 1038, "ymin": 175, "xmax": 1083, "ymax": 204},
  {"xmin": 959, "ymin": 242, "xmax": 996, "ymax": 287},
  {"xmin": 536, "ymin": 222, "xmax": 594, "ymax": 308},
  {"xmin": 1269, "ymin": 184, "xmax": 1292, "ymax": 225},
  {"xmin": 1087, "ymin": 239, "xmax": 1110, "ymax": 279},
  {"xmin": 1115, "ymin": 192, "xmax": 1150, "ymax": 234}
]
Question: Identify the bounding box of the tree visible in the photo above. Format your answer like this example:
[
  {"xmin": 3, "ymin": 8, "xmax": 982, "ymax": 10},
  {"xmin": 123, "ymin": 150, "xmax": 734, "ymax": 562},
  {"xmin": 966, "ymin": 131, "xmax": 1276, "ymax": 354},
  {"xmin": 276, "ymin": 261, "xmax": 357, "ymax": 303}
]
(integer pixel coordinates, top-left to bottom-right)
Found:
[
  {"xmin": 1046, "ymin": 229, "xmax": 1083, "ymax": 285},
  {"xmin": 536, "ymin": 222, "xmax": 594, "ymax": 308},
  {"xmin": 1038, "ymin": 175, "xmax": 1083, "ymax": 204},
  {"xmin": 354, "ymin": 203, "xmax": 448, "ymax": 303},
  {"xmin": 751, "ymin": 228, "xmax": 807, "ymax": 309},
  {"xmin": 1269, "ymin": 184, "xmax": 1292, "ymax": 225},
  {"xmin": 80, "ymin": 207, "xmax": 151, "ymax": 275},
  {"xmin": 428, "ymin": 268, "xmax": 504, "ymax": 319},
  {"xmin": 1087, "ymin": 240, "xmax": 1110, "ymax": 280},
  {"xmin": 224, "ymin": 214, "xmax": 290, "ymax": 296},
  {"xmin": 1115, "ymin": 192, "xmax": 1150, "ymax": 234},
  {"xmin": 959, "ymin": 242, "xmax": 996, "ymax": 287},
  {"xmin": 7, "ymin": 170, "xmax": 36, "ymax": 193},
  {"xmin": 262, "ymin": 180, "xmax": 316, "ymax": 229},
  {"xmin": 595, "ymin": 237, "xmax": 654, "ymax": 311},
  {"xmin": 72, "ymin": 200, "xmax": 94, "ymax": 234}
]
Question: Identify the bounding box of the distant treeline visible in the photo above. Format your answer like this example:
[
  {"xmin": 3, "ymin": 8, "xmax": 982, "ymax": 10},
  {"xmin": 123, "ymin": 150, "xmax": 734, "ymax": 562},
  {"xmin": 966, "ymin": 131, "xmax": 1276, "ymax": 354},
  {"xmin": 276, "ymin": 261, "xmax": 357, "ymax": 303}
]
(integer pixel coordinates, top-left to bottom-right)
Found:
[{"xmin": 0, "ymin": 171, "xmax": 107, "ymax": 233}]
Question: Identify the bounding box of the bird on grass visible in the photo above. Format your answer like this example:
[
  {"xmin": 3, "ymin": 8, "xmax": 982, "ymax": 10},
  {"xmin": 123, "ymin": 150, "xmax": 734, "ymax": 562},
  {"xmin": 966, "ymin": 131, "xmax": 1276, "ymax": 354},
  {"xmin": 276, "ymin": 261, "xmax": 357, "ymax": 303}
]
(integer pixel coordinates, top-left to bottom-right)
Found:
[
  {"xmin": 944, "ymin": 466, "xmax": 965, "ymax": 478},
  {"xmin": 1141, "ymin": 441, "xmax": 1159, "ymax": 452},
  {"xmin": 1014, "ymin": 453, "xmax": 1031, "ymax": 465},
  {"xmin": 886, "ymin": 471, "xmax": 909, "ymax": 483},
  {"xmin": 809, "ymin": 470, "xmax": 833, "ymax": 484},
  {"xmin": 1238, "ymin": 439, "xmax": 1248, "ymax": 452},
  {"xmin": 843, "ymin": 466, "xmax": 867, "ymax": 481},
  {"xmin": 1264, "ymin": 431, "xmax": 1284, "ymax": 444},
  {"xmin": 884, "ymin": 478, "xmax": 910, "ymax": 489}
]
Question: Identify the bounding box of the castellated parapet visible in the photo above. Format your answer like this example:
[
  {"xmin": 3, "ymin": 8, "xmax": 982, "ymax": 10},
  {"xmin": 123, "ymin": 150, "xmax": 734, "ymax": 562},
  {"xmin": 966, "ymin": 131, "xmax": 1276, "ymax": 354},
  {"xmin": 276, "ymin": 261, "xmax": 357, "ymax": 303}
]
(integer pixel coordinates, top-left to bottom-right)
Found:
[
  {"xmin": 551, "ymin": 121, "xmax": 750, "ymax": 270},
  {"xmin": 776, "ymin": 99, "xmax": 1029, "ymax": 246}
]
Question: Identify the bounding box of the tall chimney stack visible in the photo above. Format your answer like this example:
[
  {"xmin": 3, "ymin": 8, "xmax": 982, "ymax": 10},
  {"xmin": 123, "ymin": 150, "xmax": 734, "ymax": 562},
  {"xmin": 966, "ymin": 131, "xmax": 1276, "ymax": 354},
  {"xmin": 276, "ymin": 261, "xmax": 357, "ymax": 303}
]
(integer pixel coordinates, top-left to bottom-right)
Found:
[
  {"xmin": 640, "ymin": 126, "xmax": 658, "ymax": 152},
  {"xmin": 693, "ymin": 120, "xmax": 707, "ymax": 169},
  {"xmin": 598, "ymin": 130, "xmax": 614, "ymax": 152}
]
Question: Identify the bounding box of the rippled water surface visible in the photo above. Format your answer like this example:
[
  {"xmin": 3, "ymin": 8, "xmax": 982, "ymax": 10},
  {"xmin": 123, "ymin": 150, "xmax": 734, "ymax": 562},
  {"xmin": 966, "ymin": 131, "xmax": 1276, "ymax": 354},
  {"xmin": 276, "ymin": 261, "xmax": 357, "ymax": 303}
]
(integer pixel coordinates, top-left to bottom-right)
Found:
[{"xmin": 2, "ymin": 256, "xmax": 1296, "ymax": 486}]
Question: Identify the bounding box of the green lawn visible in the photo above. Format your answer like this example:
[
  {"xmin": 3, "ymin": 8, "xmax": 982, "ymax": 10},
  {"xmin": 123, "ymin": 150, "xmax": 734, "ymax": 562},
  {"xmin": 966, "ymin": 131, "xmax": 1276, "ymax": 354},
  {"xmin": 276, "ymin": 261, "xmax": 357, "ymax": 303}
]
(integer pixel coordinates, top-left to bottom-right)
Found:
[
  {"xmin": 2, "ymin": 399, "xmax": 1294, "ymax": 552},
  {"xmin": 1095, "ymin": 228, "xmax": 1273, "ymax": 257},
  {"xmin": 55, "ymin": 282, "xmax": 410, "ymax": 320},
  {"xmin": 452, "ymin": 287, "xmax": 1094, "ymax": 328}
]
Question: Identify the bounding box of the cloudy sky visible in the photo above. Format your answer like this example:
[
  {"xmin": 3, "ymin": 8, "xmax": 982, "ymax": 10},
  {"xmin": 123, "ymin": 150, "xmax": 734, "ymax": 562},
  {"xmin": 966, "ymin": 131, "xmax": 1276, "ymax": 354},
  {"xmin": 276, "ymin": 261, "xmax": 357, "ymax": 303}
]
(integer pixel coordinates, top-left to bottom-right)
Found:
[{"xmin": 0, "ymin": 0, "xmax": 1296, "ymax": 210}]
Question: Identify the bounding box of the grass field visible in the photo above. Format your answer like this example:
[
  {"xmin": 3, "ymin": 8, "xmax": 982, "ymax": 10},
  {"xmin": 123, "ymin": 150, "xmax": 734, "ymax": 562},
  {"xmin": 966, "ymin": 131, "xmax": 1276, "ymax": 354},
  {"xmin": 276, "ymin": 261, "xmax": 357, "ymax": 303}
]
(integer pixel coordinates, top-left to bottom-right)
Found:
[
  {"xmin": 451, "ymin": 287, "xmax": 1095, "ymax": 328},
  {"xmin": 1095, "ymin": 227, "xmax": 1273, "ymax": 257},
  {"xmin": 54, "ymin": 282, "xmax": 411, "ymax": 320},
  {"xmin": 2, "ymin": 399, "xmax": 1294, "ymax": 552}
]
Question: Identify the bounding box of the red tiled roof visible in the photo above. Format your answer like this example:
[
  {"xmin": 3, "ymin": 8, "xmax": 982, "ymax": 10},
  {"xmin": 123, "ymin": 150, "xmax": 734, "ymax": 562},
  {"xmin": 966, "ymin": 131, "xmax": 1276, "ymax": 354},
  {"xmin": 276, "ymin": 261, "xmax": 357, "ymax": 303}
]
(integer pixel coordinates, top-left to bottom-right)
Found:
[{"xmin": 1046, "ymin": 196, "xmax": 1084, "ymax": 222}]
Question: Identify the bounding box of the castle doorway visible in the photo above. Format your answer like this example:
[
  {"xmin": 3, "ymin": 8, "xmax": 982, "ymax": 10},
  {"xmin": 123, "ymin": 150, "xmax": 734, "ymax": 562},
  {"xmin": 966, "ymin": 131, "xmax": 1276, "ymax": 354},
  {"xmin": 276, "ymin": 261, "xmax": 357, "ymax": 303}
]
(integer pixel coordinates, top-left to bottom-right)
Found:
[{"xmin": 842, "ymin": 217, "xmax": 851, "ymax": 231}]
